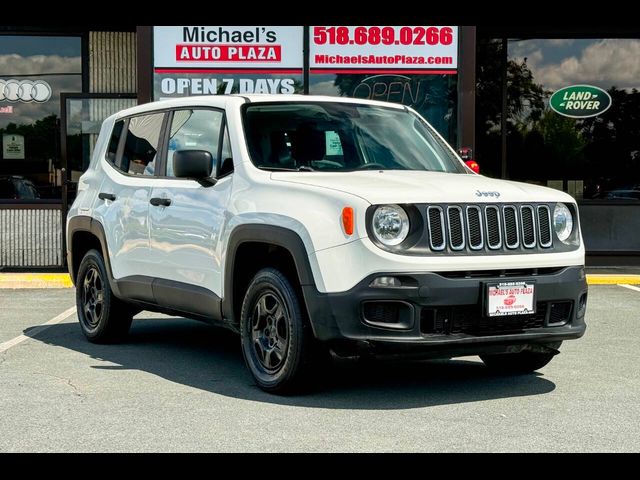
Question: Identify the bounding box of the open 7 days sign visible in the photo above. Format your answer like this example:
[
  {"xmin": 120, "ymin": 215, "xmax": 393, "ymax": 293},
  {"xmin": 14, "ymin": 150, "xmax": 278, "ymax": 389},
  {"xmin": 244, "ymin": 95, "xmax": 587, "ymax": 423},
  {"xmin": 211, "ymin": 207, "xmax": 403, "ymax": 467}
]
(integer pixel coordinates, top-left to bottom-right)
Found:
[
  {"xmin": 549, "ymin": 85, "xmax": 612, "ymax": 119},
  {"xmin": 153, "ymin": 26, "xmax": 303, "ymax": 98}
]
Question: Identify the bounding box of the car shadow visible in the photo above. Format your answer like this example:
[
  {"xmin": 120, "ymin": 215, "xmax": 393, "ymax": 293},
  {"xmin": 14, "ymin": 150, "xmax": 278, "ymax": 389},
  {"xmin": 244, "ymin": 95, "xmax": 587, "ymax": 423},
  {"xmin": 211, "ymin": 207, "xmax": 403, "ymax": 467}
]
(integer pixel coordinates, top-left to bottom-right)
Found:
[{"xmin": 25, "ymin": 316, "xmax": 556, "ymax": 410}]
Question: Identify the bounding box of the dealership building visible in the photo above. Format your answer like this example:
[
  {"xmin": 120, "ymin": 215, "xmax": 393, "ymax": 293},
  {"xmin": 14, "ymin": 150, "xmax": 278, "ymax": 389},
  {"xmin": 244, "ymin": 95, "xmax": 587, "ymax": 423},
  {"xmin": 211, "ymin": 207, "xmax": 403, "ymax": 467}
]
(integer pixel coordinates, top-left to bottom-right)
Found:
[{"xmin": 1, "ymin": 25, "xmax": 638, "ymax": 268}]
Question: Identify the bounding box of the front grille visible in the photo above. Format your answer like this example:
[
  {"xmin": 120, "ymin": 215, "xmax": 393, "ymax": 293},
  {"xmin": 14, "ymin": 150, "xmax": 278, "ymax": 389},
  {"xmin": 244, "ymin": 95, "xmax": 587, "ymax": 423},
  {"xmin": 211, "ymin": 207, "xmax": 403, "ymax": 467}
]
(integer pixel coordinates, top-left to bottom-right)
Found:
[
  {"xmin": 425, "ymin": 204, "xmax": 554, "ymax": 254},
  {"xmin": 421, "ymin": 303, "xmax": 548, "ymax": 335}
]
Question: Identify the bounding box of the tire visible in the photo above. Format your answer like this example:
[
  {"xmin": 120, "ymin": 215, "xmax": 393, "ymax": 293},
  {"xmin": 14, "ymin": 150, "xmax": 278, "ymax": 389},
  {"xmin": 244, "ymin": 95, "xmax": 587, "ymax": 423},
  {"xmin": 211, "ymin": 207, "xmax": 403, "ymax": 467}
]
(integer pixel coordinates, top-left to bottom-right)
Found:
[
  {"xmin": 480, "ymin": 342, "xmax": 562, "ymax": 374},
  {"xmin": 240, "ymin": 267, "xmax": 321, "ymax": 394},
  {"xmin": 76, "ymin": 249, "xmax": 134, "ymax": 343}
]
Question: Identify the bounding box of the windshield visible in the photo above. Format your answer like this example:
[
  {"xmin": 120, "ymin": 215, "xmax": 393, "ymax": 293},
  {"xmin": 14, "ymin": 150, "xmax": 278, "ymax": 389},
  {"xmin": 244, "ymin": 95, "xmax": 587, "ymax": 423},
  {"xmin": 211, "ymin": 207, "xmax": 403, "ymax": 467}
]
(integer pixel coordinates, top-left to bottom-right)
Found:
[{"xmin": 242, "ymin": 102, "xmax": 466, "ymax": 173}]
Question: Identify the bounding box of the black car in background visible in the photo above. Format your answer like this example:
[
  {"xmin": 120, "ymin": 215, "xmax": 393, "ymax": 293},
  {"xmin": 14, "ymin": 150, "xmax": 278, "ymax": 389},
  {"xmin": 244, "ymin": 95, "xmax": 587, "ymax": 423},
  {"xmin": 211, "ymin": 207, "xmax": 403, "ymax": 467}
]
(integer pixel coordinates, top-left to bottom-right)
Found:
[{"xmin": 0, "ymin": 176, "xmax": 40, "ymax": 200}]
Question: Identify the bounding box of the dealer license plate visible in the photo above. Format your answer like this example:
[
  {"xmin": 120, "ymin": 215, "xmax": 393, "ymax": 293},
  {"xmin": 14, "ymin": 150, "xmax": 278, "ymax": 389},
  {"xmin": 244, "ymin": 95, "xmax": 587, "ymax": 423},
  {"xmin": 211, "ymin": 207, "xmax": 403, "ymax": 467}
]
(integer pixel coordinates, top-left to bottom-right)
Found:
[{"xmin": 486, "ymin": 281, "xmax": 535, "ymax": 317}]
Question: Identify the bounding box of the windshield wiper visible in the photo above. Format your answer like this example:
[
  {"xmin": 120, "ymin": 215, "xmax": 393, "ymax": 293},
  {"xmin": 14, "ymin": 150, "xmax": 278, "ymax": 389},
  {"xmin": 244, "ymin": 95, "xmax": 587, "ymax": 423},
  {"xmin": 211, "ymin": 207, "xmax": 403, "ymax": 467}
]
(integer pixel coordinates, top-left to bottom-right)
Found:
[{"xmin": 258, "ymin": 166, "xmax": 315, "ymax": 172}]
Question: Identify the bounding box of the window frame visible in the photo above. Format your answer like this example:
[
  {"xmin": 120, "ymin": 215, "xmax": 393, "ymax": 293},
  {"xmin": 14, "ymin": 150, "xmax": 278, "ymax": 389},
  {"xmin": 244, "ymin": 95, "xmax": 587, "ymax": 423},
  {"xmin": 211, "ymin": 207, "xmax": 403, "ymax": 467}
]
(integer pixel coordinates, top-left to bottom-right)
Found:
[
  {"xmin": 103, "ymin": 106, "xmax": 232, "ymax": 182},
  {"xmin": 156, "ymin": 106, "xmax": 228, "ymax": 180},
  {"xmin": 105, "ymin": 110, "xmax": 170, "ymax": 178}
]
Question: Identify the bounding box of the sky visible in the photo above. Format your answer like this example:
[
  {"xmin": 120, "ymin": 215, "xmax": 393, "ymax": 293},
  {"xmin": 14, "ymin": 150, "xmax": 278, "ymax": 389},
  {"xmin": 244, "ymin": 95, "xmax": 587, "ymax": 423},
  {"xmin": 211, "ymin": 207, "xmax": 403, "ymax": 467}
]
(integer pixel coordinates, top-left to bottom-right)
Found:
[
  {"xmin": 0, "ymin": 36, "xmax": 80, "ymax": 57},
  {"xmin": 508, "ymin": 38, "xmax": 640, "ymax": 91}
]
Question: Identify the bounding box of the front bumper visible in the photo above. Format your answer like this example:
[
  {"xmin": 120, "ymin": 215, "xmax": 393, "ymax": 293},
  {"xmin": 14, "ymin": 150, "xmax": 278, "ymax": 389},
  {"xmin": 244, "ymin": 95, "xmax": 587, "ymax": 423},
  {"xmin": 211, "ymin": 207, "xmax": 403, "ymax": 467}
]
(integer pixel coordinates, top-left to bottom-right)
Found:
[{"xmin": 303, "ymin": 266, "xmax": 588, "ymax": 357}]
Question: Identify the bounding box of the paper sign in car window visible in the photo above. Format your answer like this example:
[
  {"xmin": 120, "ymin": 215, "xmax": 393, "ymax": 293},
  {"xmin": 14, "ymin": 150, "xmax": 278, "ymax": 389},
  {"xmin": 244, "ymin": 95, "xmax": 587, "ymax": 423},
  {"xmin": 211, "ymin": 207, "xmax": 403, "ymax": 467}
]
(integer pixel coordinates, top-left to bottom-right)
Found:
[{"xmin": 325, "ymin": 131, "xmax": 343, "ymax": 156}]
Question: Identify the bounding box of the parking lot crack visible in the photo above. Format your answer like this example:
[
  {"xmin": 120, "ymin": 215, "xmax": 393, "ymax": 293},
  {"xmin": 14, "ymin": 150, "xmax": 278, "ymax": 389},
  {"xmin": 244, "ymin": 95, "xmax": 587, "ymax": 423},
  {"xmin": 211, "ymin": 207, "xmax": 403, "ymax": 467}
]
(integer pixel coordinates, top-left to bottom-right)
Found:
[{"xmin": 28, "ymin": 372, "xmax": 85, "ymax": 398}]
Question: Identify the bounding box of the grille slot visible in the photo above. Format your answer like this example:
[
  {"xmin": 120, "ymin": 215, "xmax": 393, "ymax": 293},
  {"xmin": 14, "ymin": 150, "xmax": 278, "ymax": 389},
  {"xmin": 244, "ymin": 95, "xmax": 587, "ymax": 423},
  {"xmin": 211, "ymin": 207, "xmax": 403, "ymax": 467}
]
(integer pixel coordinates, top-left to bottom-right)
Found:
[
  {"xmin": 538, "ymin": 205, "xmax": 552, "ymax": 247},
  {"xmin": 447, "ymin": 206, "xmax": 465, "ymax": 250},
  {"xmin": 421, "ymin": 303, "xmax": 547, "ymax": 335},
  {"xmin": 520, "ymin": 205, "xmax": 536, "ymax": 248},
  {"xmin": 503, "ymin": 206, "xmax": 519, "ymax": 248},
  {"xmin": 427, "ymin": 206, "xmax": 446, "ymax": 251},
  {"xmin": 485, "ymin": 206, "xmax": 502, "ymax": 249},
  {"xmin": 466, "ymin": 206, "xmax": 483, "ymax": 250}
]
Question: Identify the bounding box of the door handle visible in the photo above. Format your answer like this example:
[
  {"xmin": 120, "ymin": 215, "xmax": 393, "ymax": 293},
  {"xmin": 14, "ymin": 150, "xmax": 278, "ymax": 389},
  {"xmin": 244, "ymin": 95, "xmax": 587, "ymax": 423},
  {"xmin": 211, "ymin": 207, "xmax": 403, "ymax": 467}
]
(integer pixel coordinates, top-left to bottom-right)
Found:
[
  {"xmin": 150, "ymin": 197, "xmax": 172, "ymax": 207},
  {"xmin": 98, "ymin": 192, "xmax": 116, "ymax": 201}
]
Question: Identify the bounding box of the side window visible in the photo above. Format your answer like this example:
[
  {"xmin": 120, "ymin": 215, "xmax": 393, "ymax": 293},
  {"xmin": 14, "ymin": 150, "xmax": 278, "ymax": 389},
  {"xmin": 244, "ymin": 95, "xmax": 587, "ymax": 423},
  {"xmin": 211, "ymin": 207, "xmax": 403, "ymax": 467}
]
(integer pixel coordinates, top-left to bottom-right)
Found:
[
  {"xmin": 121, "ymin": 113, "xmax": 165, "ymax": 176},
  {"xmin": 167, "ymin": 109, "xmax": 223, "ymax": 177},
  {"xmin": 106, "ymin": 120, "xmax": 125, "ymax": 165}
]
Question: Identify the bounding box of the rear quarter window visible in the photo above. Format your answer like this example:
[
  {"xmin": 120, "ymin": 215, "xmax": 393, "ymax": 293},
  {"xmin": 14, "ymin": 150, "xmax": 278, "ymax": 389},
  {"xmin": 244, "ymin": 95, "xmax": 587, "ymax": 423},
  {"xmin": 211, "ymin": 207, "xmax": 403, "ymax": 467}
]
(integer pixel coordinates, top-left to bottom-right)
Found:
[{"xmin": 106, "ymin": 120, "xmax": 125, "ymax": 165}]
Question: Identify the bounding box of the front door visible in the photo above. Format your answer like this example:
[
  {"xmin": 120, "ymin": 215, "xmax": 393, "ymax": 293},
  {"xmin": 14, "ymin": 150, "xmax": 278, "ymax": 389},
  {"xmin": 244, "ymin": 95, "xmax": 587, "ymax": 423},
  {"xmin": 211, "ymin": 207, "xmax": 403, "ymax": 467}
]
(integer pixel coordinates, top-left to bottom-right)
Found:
[{"xmin": 148, "ymin": 108, "xmax": 232, "ymax": 298}]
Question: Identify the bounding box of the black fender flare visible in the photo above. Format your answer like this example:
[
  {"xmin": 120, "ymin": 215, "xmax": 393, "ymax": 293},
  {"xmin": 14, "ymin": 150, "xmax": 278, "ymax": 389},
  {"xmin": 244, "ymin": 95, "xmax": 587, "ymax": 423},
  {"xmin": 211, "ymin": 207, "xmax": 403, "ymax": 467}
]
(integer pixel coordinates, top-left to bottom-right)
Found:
[
  {"xmin": 66, "ymin": 216, "xmax": 122, "ymax": 298},
  {"xmin": 222, "ymin": 224, "xmax": 318, "ymax": 322}
]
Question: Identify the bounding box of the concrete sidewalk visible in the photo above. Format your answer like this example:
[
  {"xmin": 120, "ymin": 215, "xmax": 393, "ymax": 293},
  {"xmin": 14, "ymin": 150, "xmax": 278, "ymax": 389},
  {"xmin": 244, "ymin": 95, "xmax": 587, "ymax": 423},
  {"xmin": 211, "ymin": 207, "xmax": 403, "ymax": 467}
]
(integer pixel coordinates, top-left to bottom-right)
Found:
[{"xmin": 1, "ymin": 271, "xmax": 639, "ymax": 289}]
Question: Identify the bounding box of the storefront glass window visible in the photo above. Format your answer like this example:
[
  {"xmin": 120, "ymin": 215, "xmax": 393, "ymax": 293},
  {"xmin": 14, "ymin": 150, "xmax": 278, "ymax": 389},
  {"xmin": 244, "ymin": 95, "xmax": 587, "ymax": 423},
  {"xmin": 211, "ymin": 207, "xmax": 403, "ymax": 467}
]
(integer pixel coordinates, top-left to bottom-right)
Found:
[
  {"xmin": 477, "ymin": 38, "xmax": 640, "ymax": 202},
  {"xmin": 309, "ymin": 73, "xmax": 458, "ymax": 145},
  {"xmin": 0, "ymin": 35, "xmax": 82, "ymax": 200}
]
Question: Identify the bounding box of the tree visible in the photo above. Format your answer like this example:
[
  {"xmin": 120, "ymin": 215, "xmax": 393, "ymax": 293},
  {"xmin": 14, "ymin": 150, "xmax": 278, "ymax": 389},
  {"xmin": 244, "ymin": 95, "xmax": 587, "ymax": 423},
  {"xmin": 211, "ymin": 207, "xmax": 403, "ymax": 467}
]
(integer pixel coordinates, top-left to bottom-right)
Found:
[{"xmin": 475, "ymin": 39, "xmax": 548, "ymax": 177}]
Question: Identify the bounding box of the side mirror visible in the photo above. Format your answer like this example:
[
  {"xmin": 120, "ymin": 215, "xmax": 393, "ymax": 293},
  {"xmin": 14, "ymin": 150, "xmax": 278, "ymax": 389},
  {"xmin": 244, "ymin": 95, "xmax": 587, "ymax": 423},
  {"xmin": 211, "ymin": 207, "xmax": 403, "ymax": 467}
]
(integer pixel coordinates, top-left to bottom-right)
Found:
[{"xmin": 173, "ymin": 150, "xmax": 217, "ymax": 187}]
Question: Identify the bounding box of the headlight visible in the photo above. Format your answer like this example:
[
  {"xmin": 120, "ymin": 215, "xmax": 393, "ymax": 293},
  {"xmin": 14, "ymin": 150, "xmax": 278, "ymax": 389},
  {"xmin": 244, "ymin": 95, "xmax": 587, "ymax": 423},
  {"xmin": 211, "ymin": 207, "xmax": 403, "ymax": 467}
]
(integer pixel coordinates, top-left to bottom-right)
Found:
[
  {"xmin": 553, "ymin": 203, "xmax": 574, "ymax": 243},
  {"xmin": 372, "ymin": 205, "xmax": 410, "ymax": 246}
]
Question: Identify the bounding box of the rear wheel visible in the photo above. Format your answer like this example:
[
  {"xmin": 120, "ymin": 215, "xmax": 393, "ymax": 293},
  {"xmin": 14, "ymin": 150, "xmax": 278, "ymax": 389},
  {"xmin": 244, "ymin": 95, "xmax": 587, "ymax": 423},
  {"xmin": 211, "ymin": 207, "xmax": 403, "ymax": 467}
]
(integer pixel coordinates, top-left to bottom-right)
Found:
[
  {"xmin": 76, "ymin": 249, "xmax": 134, "ymax": 343},
  {"xmin": 480, "ymin": 342, "xmax": 562, "ymax": 373},
  {"xmin": 240, "ymin": 267, "xmax": 321, "ymax": 394}
]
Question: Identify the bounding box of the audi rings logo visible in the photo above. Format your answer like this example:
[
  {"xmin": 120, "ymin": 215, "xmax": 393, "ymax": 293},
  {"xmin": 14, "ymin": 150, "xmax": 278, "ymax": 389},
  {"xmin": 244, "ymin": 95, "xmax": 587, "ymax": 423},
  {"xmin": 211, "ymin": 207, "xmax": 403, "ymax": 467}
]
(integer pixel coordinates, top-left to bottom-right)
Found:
[{"xmin": 0, "ymin": 79, "xmax": 52, "ymax": 103}]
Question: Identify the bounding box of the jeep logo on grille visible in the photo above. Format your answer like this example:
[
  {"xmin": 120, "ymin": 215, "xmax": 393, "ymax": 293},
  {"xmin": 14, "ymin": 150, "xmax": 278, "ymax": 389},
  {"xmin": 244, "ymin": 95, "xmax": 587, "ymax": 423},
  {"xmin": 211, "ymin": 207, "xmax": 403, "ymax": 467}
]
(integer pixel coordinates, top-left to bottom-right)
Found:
[{"xmin": 476, "ymin": 190, "xmax": 500, "ymax": 198}]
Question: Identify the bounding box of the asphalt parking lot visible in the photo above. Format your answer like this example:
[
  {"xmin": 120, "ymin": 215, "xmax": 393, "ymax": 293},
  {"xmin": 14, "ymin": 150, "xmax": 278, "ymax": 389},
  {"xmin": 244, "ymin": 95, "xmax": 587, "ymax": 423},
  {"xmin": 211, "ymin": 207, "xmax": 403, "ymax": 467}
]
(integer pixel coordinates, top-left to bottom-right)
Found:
[{"xmin": 0, "ymin": 285, "xmax": 639, "ymax": 452}]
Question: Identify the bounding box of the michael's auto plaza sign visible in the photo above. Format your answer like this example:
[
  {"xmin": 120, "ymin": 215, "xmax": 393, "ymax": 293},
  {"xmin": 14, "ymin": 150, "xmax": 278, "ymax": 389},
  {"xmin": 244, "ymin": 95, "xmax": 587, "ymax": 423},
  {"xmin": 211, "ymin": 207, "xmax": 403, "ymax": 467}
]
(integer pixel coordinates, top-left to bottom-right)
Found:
[{"xmin": 153, "ymin": 26, "xmax": 303, "ymax": 98}]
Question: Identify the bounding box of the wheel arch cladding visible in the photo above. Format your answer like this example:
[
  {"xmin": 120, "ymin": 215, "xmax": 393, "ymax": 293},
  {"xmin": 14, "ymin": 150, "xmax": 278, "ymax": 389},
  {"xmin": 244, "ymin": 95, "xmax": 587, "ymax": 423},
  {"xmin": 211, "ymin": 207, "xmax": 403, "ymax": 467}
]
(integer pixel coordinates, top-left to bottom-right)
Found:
[
  {"xmin": 67, "ymin": 216, "xmax": 119, "ymax": 296},
  {"xmin": 223, "ymin": 225, "xmax": 318, "ymax": 329}
]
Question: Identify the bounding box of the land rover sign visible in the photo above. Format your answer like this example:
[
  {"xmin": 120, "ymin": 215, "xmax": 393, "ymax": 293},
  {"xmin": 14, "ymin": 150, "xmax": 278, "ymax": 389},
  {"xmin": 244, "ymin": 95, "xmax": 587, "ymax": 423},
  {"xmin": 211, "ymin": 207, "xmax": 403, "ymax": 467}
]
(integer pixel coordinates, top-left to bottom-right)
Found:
[{"xmin": 549, "ymin": 85, "xmax": 612, "ymax": 118}]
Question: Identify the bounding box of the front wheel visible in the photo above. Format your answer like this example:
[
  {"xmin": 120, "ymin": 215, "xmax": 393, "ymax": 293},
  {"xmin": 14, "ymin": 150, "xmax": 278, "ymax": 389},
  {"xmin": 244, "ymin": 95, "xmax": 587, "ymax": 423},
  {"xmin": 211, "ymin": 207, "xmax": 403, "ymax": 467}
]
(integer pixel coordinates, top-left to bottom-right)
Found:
[
  {"xmin": 480, "ymin": 342, "xmax": 562, "ymax": 374},
  {"xmin": 240, "ymin": 268, "xmax": 319, "ymax": 394}
]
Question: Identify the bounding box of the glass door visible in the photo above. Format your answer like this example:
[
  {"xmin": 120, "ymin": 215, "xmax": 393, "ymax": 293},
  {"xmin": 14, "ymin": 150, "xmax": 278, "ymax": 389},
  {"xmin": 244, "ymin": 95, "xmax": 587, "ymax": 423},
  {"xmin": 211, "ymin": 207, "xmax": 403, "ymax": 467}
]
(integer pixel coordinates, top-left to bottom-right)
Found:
[{"xmin": 60, "ymin": 94, "xmax": 137, "ymax": 209}]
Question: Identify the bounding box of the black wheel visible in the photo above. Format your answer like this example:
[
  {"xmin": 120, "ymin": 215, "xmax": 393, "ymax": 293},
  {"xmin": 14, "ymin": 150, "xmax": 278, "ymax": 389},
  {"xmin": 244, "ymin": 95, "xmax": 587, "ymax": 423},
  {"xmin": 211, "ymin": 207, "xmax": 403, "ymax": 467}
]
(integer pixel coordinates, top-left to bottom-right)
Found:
[
  {"xmin": 240, "ymin": 268, "xmax": 320, "ymax": 394},
  {"xmin": 480, "ymin": 342, "xmax": 562, "ymax": 374},
  {"xmin": 76, "ymin": 249, "xmax": 134, "ymax": 343}
]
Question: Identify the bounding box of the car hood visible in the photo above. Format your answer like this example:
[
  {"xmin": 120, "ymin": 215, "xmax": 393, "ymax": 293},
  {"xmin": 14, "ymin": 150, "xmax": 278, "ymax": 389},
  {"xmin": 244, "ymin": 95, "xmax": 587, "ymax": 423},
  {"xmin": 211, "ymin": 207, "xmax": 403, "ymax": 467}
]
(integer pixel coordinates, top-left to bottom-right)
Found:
[{"xmin": 270, "ymin": 170, "xmax": 573, "ymax": 204}]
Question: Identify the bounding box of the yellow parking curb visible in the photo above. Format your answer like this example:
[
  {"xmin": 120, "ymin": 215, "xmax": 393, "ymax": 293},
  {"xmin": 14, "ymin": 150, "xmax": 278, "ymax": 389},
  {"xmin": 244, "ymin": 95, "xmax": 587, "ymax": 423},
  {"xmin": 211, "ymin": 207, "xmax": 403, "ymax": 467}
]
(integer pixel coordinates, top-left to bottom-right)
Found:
[
  {"xmin": 0, "ymin": 272, "xmax": 638, "ymax": 288},
  {"xmin": 0, "ymin": 273, "xmax": 73, "ymax": 289},
  {"xmin": 586, "ymin": 275, "xmax": 640, "ymax": 285}
]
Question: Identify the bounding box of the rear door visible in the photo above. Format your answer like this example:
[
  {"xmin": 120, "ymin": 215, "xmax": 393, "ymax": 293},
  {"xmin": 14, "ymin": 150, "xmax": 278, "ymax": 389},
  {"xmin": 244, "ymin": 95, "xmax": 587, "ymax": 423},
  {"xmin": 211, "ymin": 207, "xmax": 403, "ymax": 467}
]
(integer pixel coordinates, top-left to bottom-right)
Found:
[
  {"xmin": 147, "ymin": 107, "xmax": 233, "ymax": 304},
  {"xmin": 93, "ymin": 112, "xmax": 166, "ymax": 290}
]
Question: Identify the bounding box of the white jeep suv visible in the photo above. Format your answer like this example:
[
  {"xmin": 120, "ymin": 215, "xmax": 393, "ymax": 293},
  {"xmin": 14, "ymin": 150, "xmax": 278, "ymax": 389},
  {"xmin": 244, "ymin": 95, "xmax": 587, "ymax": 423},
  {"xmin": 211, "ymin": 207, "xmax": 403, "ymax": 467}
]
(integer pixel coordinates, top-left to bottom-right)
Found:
[{"xmin": 67, "ymin": 95, "xmax": 587, "ymax": 393}]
